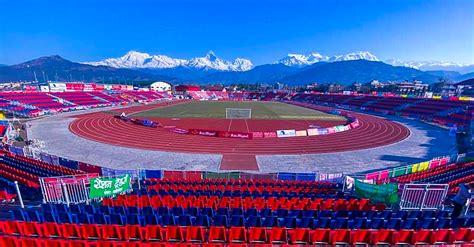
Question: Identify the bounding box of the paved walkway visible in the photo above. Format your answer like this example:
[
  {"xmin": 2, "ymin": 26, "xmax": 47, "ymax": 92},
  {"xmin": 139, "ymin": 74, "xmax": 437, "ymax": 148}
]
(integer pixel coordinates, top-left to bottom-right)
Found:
[{"xmin": 26, "ymin": 108, "xmax": 454, "ymax": 174}]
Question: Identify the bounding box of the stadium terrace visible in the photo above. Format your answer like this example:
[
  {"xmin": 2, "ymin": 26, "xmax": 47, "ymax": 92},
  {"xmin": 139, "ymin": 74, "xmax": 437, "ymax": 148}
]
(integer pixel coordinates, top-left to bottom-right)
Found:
[{"xmin": 0, "ymin": 83, "xmax": 473, "ymax": 246}]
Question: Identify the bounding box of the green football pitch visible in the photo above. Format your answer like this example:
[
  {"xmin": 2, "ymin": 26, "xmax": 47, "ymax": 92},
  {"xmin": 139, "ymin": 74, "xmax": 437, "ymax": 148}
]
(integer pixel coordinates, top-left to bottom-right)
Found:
[{"xmin": 131, "ymin": 101, "xmax": 345, "ymax": 120}]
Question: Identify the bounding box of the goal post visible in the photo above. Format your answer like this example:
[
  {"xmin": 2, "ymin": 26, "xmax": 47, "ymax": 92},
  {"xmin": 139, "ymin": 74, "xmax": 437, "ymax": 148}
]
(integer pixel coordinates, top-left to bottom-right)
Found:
[{"xmin": 226, "ymin": 108, "xmax": 252, "ymax": 119}]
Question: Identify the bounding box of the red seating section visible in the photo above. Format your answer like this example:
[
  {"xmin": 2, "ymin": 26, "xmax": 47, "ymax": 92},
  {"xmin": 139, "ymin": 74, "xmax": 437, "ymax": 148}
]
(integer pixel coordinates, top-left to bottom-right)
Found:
[
  {"xmin": 102, "ymin": 195, "xmax": 381, "ymax": 211},
  {"xmin": 1, "ymin": 222, "xmax": 472, "ymax": 245}
]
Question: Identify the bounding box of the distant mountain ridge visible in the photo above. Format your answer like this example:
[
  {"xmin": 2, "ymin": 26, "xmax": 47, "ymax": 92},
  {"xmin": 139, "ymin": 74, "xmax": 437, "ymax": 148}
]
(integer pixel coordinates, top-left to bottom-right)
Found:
[
  {"xmin": 84, "ymin": 51, "xmax": 253, "ymax": 72},
  {"xmin": 1, "ymin": 54, "xmax": 473, "ymax": 85},
  {"xmin": 0, "ymin": 55, "xmax": 173, "ymax": 82}
]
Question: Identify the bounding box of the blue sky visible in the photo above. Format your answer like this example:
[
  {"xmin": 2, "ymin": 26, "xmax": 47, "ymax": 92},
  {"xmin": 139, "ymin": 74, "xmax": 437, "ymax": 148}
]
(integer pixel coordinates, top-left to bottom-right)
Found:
[{"xmin": 0, "ymin": 0, "xmax": 473, "ymax": 65}]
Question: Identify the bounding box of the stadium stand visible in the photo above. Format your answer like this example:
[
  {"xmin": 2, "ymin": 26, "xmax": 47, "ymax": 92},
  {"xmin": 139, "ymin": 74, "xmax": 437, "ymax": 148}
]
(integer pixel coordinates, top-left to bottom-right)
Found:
[{"xmin": 291, "ymin": 93, "xmax": 474, "ymax": 128}]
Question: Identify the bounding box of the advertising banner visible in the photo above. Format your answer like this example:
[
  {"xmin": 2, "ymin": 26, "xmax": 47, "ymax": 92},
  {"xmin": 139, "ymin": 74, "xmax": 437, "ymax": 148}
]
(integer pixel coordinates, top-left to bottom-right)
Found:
[
  {"xmin": 83, "ymin": 84, "xmax": 96, "ymax": 92},
  {"xmin": 335, "ymin": 125, "xmax": 345, "ymax": 132},
  {"xmin": 350, "ymin": 120, "xmax": 360, "ymax": 128},
  {"xmin": 171, "ymin": 128, "xmax": 189, "ymax": 134},
  {"xmin": 263, "ymin": 132, "xmax": 277, "ymax": 138},
  {"xmin": 218, "ymin": 131, "xmax": 253, "ymax": 139},
  {"xmin": 318, "ymin": 129, "xmax": 328, "ymax": 135},
  {"xmin": 276, "ymin": 129, "xmax": 296, "ymax": 137},
  {"xmin": 327, "ymin": 127, "xmax": 336, "ymax": 134},
  {"xmin": 49, "ymin": 83, "xmax": 67, "ymax": 92},
  {"xmin": 295, "ymin": 130, "xmax": 307, "ymax": 137},
  {"xmin": 189, "ymin": 129, "xmax": 218, "ymax": 137},
  {"xmin": 307, "ymin": 128, "xmax": 319, "ymax": 136},
  {"xmin": 89, "ymin": 174, "xmax": 130, "ymax": 199},
  {"xmin": 95, "ymin": 84, "xmax": 105, "ymax": 91},
  {"xmin": 252, "ymin": 132, "xmax": 264, "ymax": 138}
]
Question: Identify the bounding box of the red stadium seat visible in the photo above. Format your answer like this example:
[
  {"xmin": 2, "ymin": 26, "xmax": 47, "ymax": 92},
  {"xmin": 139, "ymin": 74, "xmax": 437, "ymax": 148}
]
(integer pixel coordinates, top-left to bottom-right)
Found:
[
  {"xmin": 43, "ymin": 222, "xmax": 62, "ymax": 238},
  {"xmin": 330, "ymin": 229, "xmax": 351, "ymax": 245},
  {"xmin": 208, "ymin": 227, "xmax": 227, "ymax": 243},
  {"xmin": 288, "ymin": 228, "xmax": 310, "ymax": 244},
  {"xmin": 144, "ymin": 225, "xmax": 163, "ymax": 242},
  {"xmin": 229, "ymin": 227, "xmax": 247, "ymax": 243},
  {"xmin": 350, "ymin": 229, "xmax": 372, "ymax": 245},
  {"xmin": 165, "ymin": 226, "xmax": 185, "ymax": 242},
  {"xmin": 267, "ymin": 227, "xmax": 288, "ymax": 244},
  {"xmin": 81, "ymin": 224, "xmax": 102, "ymax": 240},
  {"xmin": 186, "ymin": 226, "xmax": 206, "ymax": 243},
  {"xmin": 310, "ymin": 229, "xmax": 330, "ymax": 244},
  {"xmin": 125, "ymin": 225, "xmax": 144, "ymax": 241},
  {"xmin": 248, "ymin": 227, "xmax": 268, "ymax": 243},
  {"xmin": 450, "ymin": 228, "xmax": 472, "ymax": 243},
  {"xmin": 62, "ymin": 223, "xmax": 83, "ymax": 239}
]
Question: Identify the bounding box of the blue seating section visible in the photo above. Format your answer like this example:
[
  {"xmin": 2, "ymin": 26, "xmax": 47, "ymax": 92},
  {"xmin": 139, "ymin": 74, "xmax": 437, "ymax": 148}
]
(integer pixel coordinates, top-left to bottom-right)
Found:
[{"xmin": 10, "ymin": 205, "xmax": 473, "ymax": 230}]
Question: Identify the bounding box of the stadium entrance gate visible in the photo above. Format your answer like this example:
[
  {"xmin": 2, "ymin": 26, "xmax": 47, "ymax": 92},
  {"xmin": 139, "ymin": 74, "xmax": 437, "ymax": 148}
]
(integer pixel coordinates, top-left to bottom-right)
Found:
[{"xmin": 399, "ymin": 184, "xmax": 449, "ymax": 211}]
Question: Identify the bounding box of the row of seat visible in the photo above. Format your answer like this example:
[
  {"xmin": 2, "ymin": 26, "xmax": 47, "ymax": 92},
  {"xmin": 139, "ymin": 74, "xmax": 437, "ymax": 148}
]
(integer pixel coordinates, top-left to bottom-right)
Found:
[
  {"xmin": 14, "ymin": 208, "xmax": 473, "ymax": 230},
  {"xmin": 38, "ymin": 204, "xmax": 448, "ymax": 222},
  {"xmin": 145, "ymin": 179, "xmax": 335, "ymax": 187},
  {"xmin": 102, "ymin": 195, "xmax": 379, "ymax": 211},
  {"xmin": 1, "ymin": 222, "xmax": 472, "ymax": 245}
]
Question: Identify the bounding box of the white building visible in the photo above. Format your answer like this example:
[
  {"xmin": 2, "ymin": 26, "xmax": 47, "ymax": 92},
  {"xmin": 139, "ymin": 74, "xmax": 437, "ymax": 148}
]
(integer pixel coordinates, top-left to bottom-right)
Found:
[{"xmin": 149, "ymin": 81, "xmax": 172, "ymax": 92}]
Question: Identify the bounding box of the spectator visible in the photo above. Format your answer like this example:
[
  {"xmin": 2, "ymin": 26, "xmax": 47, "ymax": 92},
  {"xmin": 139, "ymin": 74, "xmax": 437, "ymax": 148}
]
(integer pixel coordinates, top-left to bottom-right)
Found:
[{"xmin": 452, "ymin": 183, "xmax": 474, "ymax": 218}]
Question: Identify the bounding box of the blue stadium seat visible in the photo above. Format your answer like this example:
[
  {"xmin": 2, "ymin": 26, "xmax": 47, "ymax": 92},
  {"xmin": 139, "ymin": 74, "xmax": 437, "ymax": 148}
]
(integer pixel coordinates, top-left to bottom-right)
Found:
[
  {"xmin": 127, "ymin": 206, "xmax": 139, "ymax": 215},
  {"xmin": 331, "ymin": 218, "xmax": 348, "ymax": 229},
  {"xmin": 260, "ymin": 208, "xmax": 272, "ymax": 218},
  {"xmin": 25, "ymin": 210, "xmax": 42, "ymax": 222},
  {"xmin": 161, "ymin": 215, "xmax": 176, "ymax": 227},
  {"xmin": 155, "ymin": 207, "xmax": 169, "ymax": 216},
  {"xmin": 113, "ymin": 206, "xmax": 126, "ymax": 215},
  {"xmin": 54, "ymin": 204, "xmax": 68, "ymax": 213},
  {"xmin": 385, "ymin": 218, "xmax": 401, "ymax": 230},
  {"xmin": 435, "ymin": 218, "xmax": 451, "ymax": 229},
  {"xmin": 144, "ymin": 214, "xmax": 160, "ymax": 225},
  {"xmin": 186, "ymin": 207, "xmax": 199, "ymax": 217},
  {"xmin": 245, "ymin": 216, "xmax": 262, "ymax": 228},
  {"xmin": 230, "ymin": 215, "xmax": 245, "ymax": 227},
  {"xmin": 391, "ymin": 211, "xmax": 407, "ymax": 219},
  {"xmin": 142, "ymin": 206, "xmax": 154, "ymax": 215},
  {"xmin": 214, "ymin": 215, "xmax": 229, "ymax": 227},
  {"xmin": 245, "ymin": 208, "xmax": 258, "ymax": 218},
  {"xmin": 41, "ymin": 204, "xmax": 54, "ymax": 213},
  {"xmin": 334, "ymin": 210, "xmax": 349, "ymax": 218},
  {"xmin": 368, "ymin": 218, "xmax": 384, "ymax": 229},
  {"xmin": 288, "ymin": 210, "xmax": 302, "ymax": 218},
  {"xmin": 177, "ymin": 215, "xmax": 194, "ymax": 226},
  {"xmin": 401, "ymin": 218, "xmax": 416, "ymax": 229},
  {"xmin": 74, "ymin": 213, "xmax": 91, "ymax": 224},
  {"xmin": 99, "ymin": 206, "xmax": 112, "ymax": 215},
  {"xmin": 82, "ymin": 205, "xmax": 95, "ymax": 214},
  {"xmin": 297, "ymin": 217, "xmax": 315, "ymax": 229},
  {"xmin": 280, "ymin": 217, "xmax": 297, "ymax": 228},
  {"xmin": 231, "ymin": 208, "xmax": 244, "ymax": 216},
  {"xmin": 302, "ymin": 210, "xmax": 316, "ymax": 218},
  {"xmin": 417, "ymin": 218, "xmax": 435, "ymax": 229},
  {"xmin": 57, "ymin": 212, "xmax": 73, "ymax": 224},
  {"xmin": 315, "ymin": 218, "xmax": 331, "ymax": 228},
  {"xmin": 262, "ymin": 216, "xmax": 278, "ymax": 228},
  {"xmin": 435, "ymin": 210, "xmax": 450, "ymax": 219},
  {"xmin": 69, "ymin": 204, "xmax": 82, "ymax": 214},
  {"xmin": 348, "ymin": 218, "xmax": 367, "ymax": 229},
  {"xmin": 172, "ymin": 207, "xmax": 185, "ymax": 216},
  {"xmin": 43, "ymin": 211, "xmax": 57, "ymax": 223},
  {"xmin": 319, "ymin": 210, "xmax": 332, "ymax": 218},
  {"xmin": 216, "ymin": 208, "xmax": 229, "ymax": 217},
  {"xmin": 200, "ymin": 208, "xmax": 214, "ymax": 217},
  {"xmin": 11, "ymin": 209, "xmax": 27, "ymax": 221},
  {"xmin": 406, "ymin": 211, "xmax": 421, "ymax": 219},
  {"xmin": 93, "ymin": 213, "xmax": 108, "ymax": 224},
  {"xmin": 109, "ymin": 213, "xmax": 125, "ymax": 225},
  {"xmin": 195, "ymin": 215, "xmax": 211, "ymax": 227},
  {"xmin": 276, "ymin": 208, "xmax": 288, "ymax": 218}
]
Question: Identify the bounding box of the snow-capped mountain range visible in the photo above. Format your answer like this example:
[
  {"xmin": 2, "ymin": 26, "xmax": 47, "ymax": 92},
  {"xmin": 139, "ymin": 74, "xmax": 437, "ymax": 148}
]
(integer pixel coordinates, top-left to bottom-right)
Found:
[
  {"xmin": 84, "ymin": 51, "xmax": 253, "ymax": 72},
  {"xmin": 384, "ymin": 59, "xmax": 473, "ymax": 72},
  {"xmin": 276, "ymin": 51, "xmax": 379, "ymax": 67},
  {"xmin": 84, "ymin": 50, "xmax": 473, "ymax": 73}
]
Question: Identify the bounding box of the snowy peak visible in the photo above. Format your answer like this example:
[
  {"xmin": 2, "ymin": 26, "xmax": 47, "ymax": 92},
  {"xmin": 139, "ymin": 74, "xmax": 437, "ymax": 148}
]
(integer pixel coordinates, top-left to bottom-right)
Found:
[
  {"xmin": 84, "ymin": 51, "xmax": 252, "ymax": 71},
  {"xmin": 277, "ymin": 51, "xmax": 378, "ymax": 67},
  {"xmin": 385, "ymin": 59, "xmax": 472, "ymax": 72},
  {"xmin": 328, "ymin": 51, "xmax": 379, "ymax": 62}
]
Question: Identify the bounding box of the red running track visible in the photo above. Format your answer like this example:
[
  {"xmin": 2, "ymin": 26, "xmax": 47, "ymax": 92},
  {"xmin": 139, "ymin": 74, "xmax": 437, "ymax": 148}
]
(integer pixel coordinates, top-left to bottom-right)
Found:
[{"xmin": 69, "ymin": 105, "xmax": 410, "ymax": 155}]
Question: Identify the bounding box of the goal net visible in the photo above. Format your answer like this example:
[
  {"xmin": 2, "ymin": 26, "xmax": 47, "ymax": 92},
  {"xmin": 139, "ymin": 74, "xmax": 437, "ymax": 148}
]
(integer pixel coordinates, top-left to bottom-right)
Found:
[{"xmin": 226, "ymin": 108, "xmax": 252, "ymax": 119}]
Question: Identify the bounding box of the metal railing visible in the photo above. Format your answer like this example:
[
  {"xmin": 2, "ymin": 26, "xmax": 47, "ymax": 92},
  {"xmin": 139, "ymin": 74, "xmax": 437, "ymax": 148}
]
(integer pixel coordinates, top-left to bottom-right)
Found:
[{"xmin": 399, "ymin": 184, "xmax": 449, "ymax": 211}]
